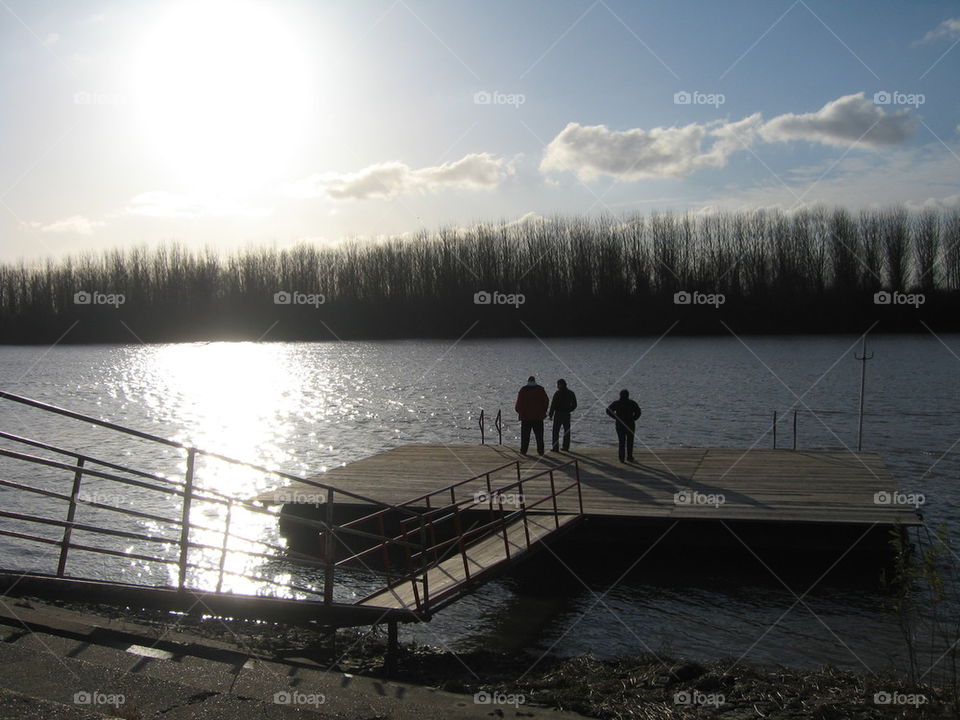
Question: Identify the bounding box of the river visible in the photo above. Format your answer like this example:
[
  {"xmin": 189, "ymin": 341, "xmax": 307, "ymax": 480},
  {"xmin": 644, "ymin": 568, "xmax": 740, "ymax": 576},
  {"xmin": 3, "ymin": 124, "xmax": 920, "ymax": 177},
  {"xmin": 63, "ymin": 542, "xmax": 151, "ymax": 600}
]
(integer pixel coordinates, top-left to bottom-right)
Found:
[{"xmin": 1, "ymin": 335, "xmax": 957, "ymax": 673}]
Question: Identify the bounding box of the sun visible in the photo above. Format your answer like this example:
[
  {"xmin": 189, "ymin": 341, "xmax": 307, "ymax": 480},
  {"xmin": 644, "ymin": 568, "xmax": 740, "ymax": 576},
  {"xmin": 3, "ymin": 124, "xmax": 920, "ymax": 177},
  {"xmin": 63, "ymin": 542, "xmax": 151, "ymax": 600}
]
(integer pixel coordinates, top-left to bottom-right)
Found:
[{"xmin": 132, "ymin": 0, "xmax": 315, "ymax": 195}]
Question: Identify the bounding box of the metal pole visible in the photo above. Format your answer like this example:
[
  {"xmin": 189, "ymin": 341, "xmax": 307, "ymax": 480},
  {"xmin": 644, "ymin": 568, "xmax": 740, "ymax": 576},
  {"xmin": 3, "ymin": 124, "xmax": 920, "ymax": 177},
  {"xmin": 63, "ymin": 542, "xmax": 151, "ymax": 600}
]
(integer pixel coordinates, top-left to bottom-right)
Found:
[
  {"xmin": 177, "ymin": 449, "xmax": 196, "ymax": 590},
  {"xmin": 792, "ymin": 410, "xmax": 797, "ymax": 451},
  {"xmin": 495, "ymin": 410, "xmax": 502, "ymax": 445},
  {"xmin": 216, "ymin": 501, "xmax": 232, "ymax": 594},
  {"xmin": 772, "ymin": 411, "xmax": 777, "ymax": 449},
  {"xmin": 856, "ymin": 334, "xmax": 873, "ymax": 452},
  {"xmin": 57, "ymin": 457, "xmax": 85, "ymax": 577},
  {"xmin": 323, "ymin": 487, "xmax": 335, "ymax": 605},
  {"xmin": 479, "ymin": 409, "xmax": 485, "ymax": 445}
]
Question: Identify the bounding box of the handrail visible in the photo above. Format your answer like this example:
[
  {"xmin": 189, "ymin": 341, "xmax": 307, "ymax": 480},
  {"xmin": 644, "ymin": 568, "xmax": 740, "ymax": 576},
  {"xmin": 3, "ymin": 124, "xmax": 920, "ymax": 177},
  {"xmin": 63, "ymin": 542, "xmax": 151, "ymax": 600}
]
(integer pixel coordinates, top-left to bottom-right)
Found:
[
  {"xmin": 338, "ymin": 460, "xmax": 521, "ymax": 536},
  {"xmin": 335, "ymin": 460, "xmax": 521, "ymax": 567},
  {"xmin": 0, "ymin": 392, "xmax": 431, "ymax": 606},
  {"xmin": 0, "ymin": 390, "xmax": 419, "ymax": 515},
  {"xmin": 355, "ymin": 459, "xmax": 582, "ymax": 612}
]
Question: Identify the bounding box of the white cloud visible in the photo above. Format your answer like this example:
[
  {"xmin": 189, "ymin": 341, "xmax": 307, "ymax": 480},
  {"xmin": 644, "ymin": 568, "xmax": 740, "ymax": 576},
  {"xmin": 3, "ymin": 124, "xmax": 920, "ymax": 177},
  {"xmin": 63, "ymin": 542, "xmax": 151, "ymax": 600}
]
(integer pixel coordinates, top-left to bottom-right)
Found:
[
  {"xmin": 127, "ymin": 191, "xmax": 271, "ymax": 218},
  {"xmin": 760, "ymin": 92, "xmax": 916, "ymax": 148},
  {"xmin": 22, "ymin": 215, "xmax": 105, "ymax": 235},
  {"xmin": 907, "ymin": 194, "xmax": 960, "ymax": 211},
  {"xmin": 540, "ymin": 115, "xmax": 762, "ymax": 182},
  {"xmin": 541, "ymin": 93, "xmax": 917, "ymax": 183},
  {"xmin": 921, "ymin": 17, "xmax": 960, "ymax": 43},
  {"xmin": 286, "ymin": 152, "xmax": 512, "ymax": 201}
]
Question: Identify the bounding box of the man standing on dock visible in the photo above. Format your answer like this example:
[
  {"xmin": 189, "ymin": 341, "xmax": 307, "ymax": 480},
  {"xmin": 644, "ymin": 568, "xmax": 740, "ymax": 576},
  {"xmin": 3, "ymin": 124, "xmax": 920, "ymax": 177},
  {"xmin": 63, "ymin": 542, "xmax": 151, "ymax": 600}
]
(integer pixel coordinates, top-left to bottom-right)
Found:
[
  {"xmin": 549, "ymin": 379, "xmax": 578, "ymax": 452},
  {"xmin": 606, "ymin": 389, "xmax": 641, "ymax": 463},
  {"xmin": 515, "ymin": 376, "xmax": 549, "ymax": 455}
]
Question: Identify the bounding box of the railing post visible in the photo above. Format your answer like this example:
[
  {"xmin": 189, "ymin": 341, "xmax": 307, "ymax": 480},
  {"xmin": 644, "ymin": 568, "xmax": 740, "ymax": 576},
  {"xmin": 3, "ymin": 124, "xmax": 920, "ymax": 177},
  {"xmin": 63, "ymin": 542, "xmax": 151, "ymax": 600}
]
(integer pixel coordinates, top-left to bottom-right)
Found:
[
  {"xmin": 793, "ymin": 409, "xmax": 798, "ymax": 451},
  {"xmin": 420, "ymin": 517, "xmax": 429, "ymax": 609},
  {"xmin": 378, "ymin": 514, "xmax": 391, "ymax": 575},
  {"xmin": 575, "ymin": 460, "xmax": 583, "ymax": 514},
  {"xmin": 479, "ymin": 409, "xmax": 485, "ymax": 445},
  {"xmin": 453, "ymin": 504, "xmax": 470, "ymax": 581},
  {"xmin": 402, "ymin": 524, "xmax": 421, "ymax": 611},
  {"xmin": 549, "ymin": 470, "xmax": 559, "ymax": 528},
  {"xmin": 324, "ymin": 488, "xmax": 335, "ymax": 606},
  {"xmin": 772, "ymin": 410, "xmax": 777, "ymax": 449},
  {"xmin": 216, "ymin": 501, "xmax": 233, "ymax": 594},
  {"xmin": 499, "ymin": 494, "xmax": 510, "ymax": 559},
  {"xmin": 495, "ymin": 409, "xmax": 502, "ymax": 445},
  {"xmin": 519, "ymin": 479, "xmax": 531, "ymax": 548},
  {"xmin": 57, "ymin": 457, "xmax": 85, "ymax": 577},
  {"xmin": 177, "ymin": 449, "xmax": 196, "ymax": 591}
]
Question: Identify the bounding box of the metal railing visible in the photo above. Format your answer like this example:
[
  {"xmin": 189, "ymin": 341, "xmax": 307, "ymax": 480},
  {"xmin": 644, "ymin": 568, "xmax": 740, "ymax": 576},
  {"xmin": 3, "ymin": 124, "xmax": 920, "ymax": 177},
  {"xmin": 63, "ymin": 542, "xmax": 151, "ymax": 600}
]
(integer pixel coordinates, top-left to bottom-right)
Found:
[
  {"xmin": 478, "ymin": 409, "xmax": 502, "ymax": 445},
  {"xmin": 0, "ymin": 391, "xmax": 426, "ymax": 606},
  {"xmin": 355, "ymin": 459, "xmax": 582, "ymax": 613}
]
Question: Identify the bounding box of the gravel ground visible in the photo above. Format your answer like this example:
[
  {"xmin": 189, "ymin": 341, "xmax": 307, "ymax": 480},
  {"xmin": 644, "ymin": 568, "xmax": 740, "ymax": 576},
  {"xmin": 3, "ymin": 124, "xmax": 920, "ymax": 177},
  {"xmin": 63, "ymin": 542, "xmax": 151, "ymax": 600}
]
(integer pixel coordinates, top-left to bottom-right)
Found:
[{"xmin": 32, "ymin": 598, "xmax": 955, "ymax": 719}]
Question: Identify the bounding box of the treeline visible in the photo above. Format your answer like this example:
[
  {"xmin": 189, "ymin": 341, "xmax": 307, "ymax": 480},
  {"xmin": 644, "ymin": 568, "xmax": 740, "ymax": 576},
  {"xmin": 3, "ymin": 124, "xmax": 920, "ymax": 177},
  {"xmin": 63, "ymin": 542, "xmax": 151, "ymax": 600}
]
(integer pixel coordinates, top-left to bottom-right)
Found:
[{"xmin": 1, "ymin": 206, "xmax": 959, "ymax": 343}]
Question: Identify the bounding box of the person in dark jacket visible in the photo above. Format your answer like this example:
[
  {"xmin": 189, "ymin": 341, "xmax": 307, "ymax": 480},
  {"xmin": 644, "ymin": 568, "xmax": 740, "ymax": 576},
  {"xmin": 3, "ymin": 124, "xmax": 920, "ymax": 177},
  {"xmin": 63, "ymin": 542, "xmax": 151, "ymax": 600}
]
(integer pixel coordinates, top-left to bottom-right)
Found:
[
  {"xmin": 606, "ymin": 389, "xmax": 641, "ymax": 463},
  {"xmin": 549, "ymin": 379, "xmax": 578, "ymax": 452},
  {"xmin": 515, "ymin": 376, "xmax": 549, "ymax": 455}
]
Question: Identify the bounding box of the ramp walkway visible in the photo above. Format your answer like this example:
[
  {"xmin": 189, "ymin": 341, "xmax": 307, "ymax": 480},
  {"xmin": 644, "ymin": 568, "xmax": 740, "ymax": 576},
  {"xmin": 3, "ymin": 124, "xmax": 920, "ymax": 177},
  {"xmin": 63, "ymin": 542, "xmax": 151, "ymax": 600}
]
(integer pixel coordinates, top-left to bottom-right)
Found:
[{"xmin": 0, "ymin": 392, "xmax": 581, "ymax": 629}]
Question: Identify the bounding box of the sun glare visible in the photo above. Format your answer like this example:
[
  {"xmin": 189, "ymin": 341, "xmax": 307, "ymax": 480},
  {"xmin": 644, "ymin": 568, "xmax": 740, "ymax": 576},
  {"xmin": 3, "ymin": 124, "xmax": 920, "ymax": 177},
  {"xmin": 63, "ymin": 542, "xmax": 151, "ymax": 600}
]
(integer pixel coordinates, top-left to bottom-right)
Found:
[{"xmin": 132, "ymin": 0, "xmax": 315, "ymax": 195}]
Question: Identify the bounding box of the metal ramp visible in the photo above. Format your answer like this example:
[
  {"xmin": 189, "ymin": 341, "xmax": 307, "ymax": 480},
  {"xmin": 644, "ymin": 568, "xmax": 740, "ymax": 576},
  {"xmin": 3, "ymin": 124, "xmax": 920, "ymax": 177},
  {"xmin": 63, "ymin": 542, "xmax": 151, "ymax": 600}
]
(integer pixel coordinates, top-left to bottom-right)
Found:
[
  {"xmin": 0, "ymin": 392, "xmax": 583, "ymax": 628},
  {"xmin": 338, "ymin": 459, "xmax": 584, "ymax": 615},
  {"xmin": 360, "ymin": 513, "xmax": 580, "ymax": 611}
]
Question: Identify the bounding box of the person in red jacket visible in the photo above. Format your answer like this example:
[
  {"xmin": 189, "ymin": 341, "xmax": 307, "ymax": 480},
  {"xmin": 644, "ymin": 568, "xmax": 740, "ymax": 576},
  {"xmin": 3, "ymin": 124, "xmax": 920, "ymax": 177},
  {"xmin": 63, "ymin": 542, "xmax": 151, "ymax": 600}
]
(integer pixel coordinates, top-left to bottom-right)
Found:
[{"xmin": 514, "ymin": 375, "xmax": 549, "ymax": 455}]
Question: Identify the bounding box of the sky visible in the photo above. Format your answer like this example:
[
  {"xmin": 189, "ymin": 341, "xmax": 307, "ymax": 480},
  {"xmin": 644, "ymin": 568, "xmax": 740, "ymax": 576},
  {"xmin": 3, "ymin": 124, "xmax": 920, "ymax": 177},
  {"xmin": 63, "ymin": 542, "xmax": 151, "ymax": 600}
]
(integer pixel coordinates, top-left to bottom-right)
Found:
[{"xmin": 1, "ymin": 0, "xmax": 959, "ymax": 262}]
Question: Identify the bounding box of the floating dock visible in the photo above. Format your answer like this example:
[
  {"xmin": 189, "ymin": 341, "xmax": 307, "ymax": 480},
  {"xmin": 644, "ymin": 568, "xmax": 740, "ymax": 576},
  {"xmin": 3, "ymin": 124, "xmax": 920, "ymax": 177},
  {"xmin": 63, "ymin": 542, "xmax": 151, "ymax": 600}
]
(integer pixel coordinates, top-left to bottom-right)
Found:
[
  {"xmin": 255, "ymin": 444, "xmax": 923, "ymax": 596},
  {"xmin": 257, "ymin": 444, "xmax": 921, "ymax": 526}
]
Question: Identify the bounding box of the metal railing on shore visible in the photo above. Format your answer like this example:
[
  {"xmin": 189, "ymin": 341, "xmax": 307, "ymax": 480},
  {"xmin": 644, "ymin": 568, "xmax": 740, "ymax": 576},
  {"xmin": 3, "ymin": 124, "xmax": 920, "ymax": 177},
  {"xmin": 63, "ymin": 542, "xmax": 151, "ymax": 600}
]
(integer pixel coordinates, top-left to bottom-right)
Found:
[{"xmin": 0, "ymin": 391, "xmax": 427, "ymax": 607}]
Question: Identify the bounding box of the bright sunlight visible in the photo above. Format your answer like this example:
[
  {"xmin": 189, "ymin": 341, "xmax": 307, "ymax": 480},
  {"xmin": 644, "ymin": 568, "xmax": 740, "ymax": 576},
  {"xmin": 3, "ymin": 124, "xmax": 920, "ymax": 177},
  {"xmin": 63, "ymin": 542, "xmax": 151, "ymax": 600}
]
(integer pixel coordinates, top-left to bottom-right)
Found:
[{"xmin": 132, "ymin": 0, "xmax": 316, "ymax": 195}]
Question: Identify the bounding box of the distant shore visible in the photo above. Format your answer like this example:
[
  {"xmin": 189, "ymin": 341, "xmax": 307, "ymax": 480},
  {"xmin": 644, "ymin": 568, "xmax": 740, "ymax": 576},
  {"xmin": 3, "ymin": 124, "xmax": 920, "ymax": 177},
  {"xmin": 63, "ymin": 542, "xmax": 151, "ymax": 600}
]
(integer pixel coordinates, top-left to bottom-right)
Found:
[{"xmin": 2, "ymin": 207, "xmax": 959, "ymax": 344}]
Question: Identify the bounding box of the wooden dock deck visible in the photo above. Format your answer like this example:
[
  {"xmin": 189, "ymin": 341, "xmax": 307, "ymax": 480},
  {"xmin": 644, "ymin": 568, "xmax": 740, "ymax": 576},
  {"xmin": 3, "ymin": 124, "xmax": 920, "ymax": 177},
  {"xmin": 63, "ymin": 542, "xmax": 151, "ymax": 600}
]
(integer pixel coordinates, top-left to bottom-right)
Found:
[{"xmin": 256, "ymin": 444, "xmax": 922, "ymax": 526}]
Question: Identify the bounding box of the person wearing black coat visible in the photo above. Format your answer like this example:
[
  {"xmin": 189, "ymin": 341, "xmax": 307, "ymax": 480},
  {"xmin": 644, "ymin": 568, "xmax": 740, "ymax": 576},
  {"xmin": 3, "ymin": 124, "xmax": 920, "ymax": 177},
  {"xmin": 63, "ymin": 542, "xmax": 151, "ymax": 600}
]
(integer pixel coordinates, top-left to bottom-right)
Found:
[
  {"xmin": 548, "ymin": 379, "xmax": 578, "ymax": 451},
  {"xmin": 606, "ymin": 389, "xmax": 642, "ymax": 463}
]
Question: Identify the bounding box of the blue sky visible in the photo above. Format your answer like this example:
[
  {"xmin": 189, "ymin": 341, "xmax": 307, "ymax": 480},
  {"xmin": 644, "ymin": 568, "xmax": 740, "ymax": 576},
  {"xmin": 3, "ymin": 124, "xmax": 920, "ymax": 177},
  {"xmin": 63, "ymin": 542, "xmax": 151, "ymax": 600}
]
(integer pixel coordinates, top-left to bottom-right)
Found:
[{"xmin": 1, "ymin": 0, "xmax": 958, "ymax": 261}]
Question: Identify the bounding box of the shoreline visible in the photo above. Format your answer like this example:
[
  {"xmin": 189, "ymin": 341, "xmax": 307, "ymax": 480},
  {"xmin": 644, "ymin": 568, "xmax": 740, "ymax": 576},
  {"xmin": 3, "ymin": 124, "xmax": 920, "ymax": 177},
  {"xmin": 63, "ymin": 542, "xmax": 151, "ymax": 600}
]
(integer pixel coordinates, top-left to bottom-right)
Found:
[{"xmin": 23, "ymin": 597, "xmax": 953, "ymax": 719}]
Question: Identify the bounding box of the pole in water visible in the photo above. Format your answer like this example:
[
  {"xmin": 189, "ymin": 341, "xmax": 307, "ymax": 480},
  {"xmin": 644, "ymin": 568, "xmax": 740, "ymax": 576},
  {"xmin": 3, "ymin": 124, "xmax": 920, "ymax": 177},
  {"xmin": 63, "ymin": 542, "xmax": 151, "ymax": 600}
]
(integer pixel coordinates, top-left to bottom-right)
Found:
[{"xmin": 855, "ymin": 333, "xmax": 873, "ymax": 452}]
